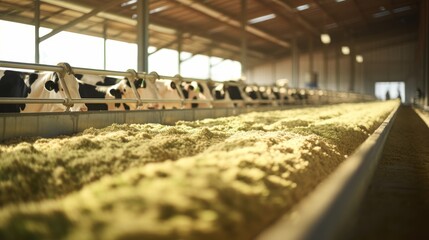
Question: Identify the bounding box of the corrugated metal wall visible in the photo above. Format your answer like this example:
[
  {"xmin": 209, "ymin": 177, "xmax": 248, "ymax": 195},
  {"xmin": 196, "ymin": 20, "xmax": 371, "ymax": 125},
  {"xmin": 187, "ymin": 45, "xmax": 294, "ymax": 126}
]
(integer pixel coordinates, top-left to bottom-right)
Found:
[{"xmin": 246, "ymin": 35, "xmax": 418, "ymax": 103}]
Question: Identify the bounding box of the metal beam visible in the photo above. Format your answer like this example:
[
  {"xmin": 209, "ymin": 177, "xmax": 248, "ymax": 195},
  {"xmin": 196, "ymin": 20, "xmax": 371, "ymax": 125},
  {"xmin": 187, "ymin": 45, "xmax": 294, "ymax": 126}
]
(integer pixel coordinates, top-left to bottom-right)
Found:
[
  {"xmin": 350, "ymin": 47, "xmax": 355, "ymax": 92},
  {"xmin": 314, "ymin": 1, "xmax": 349, "ymax": 35},
  {"xmin": 323, "ymin": 46, "xmax": 329, "ymax": 89},
  {"xmin": 40, "ymin": 9, "xmax": 67, "ymax": 22},
  {"xmin": 77, "ymin": 22, "xmax": 102, "ymax": 33},
  {"xmin": 351, "ymin": 0, "xmax": 369, "ymax": 25},
  {"xmin": 40, "ymin": 0, "xmax": 175, "ymax": 34},
  {"xmin": 40, "ymin": 0, "xmax": 119, "ymax": 42},
  {"xmin": 178, "ymin": 32, "xmax": 183, "ymax": 74},
  {"xmin": 40, "ymin": 0, "xmax": 267, "ymax": 61},
  {"xmin": 259, "ymin": 0, "xmax": 320, "ymax": 36},
  {"xmin": 181, "ymin": 45, "xmax": 215, "ymax": 63},
  {"xmin": 149, "ymin": 39, "xmax": 178, "ymax": 56},
  {"xmin": 103, "ymin": 21, "xmax": 107, "ymax": 70},
  {"xmin": 137, "ymin": 0, "xmax": 149, "ymax": 72},
  {"xmin": 292, "ymin": 37, "xmax": 299, "ymax": 88},
  {"xmin": 241, "ymin": 0, "xmax": 248, "ymax": 80},
  {"xmin": 335, "ymin": 45, "xmax": 340, "ymax": 91},
  {"xmin": 0, "ymin": 2, "xmax": 33, "ymax": 17},
  {"xmin": 34, "ymin": 0, "xmax": 40, "ymax": 64},
  {"xmin": 176, "ymin": 0, "xmax": 290, "ymax": 48}
]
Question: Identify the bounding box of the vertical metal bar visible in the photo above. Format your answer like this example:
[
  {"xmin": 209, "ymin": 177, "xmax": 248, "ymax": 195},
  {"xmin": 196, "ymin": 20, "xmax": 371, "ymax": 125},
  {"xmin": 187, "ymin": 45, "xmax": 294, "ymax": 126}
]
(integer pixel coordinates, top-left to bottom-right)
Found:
[
  {"xmin": 240, "ymin": 0, "xmax": 248, "ymax": 80},
  {"xmin": 425, "ymin": 0, "xmax": 429, "ymax": 107},
  {"xmin": 349, "ymin": 40, "xmax": 356, "ymax": 92},
  {"xmin": 34, "ymin": 0, "xmax": 40, "ymax": 64},
  {"xmin": 272, "ymin": 60, "xmax": 276, "ymax": 83},
  {"xmin": 177, "ymin": 31, "xmax": 182, "ymax": 75},
  {"xmin": 208, "ymin": 48, "xmax": 212, "ymax": 80},
  {"xmin": 137, "ymin": 0, "xmax": 149, "ymax": 72},
  {"xmin": 309, "ymin": 38, "xmax": 314, "ymax": 77},
  {"xmin": 336, "ymin": 46, "xmax": 340, "ymax": 91},
  {"xmin": 103, "ymin": 21, "xmax": 107, "ymax": 70},
  {"xmin": 324, "ymin": 46, "xmax": 329, "ymax": 90},
  {"xmin": 292, "ymin": 37, "xmax": 299, "ymax": 88},
  {"xmin": 350, "ymin": 51, "xmax": 355, "ymax": 92}
]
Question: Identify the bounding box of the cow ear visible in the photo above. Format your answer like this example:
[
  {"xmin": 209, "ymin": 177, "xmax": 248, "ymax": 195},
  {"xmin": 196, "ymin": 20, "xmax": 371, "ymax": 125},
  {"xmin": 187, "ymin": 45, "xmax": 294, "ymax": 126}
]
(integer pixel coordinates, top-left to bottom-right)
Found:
[
  {"xmin": 45, "ymin": 80, "xmax": 57, "ymax": 91},
  {"xmin": 134, "ymin": 79, "xmax": 142, "ymax": 88},
  {"xmin": 29, "ymin": 73, "xmax": 39, "ymax": 86},
  {"xmin": 198, "ymin": 84, "xmax": 204, "ymax": 93},
  {"xmin": 125, "ymin": 78, "xmax": 132, "ymax": 87},
  {"xmin": 170, "ymin": 82, "xmax": 177, "ymax": 89},
  {"xmin": 74, "ymin": 74, "xmax": 83, "ymax": 80}
]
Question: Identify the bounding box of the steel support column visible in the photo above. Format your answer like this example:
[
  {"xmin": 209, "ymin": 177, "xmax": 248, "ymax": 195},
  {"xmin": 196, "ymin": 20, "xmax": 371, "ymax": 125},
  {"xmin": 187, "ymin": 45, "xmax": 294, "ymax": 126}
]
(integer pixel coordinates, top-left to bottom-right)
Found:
[
  {"xmin": 309, "ymin": 38, "xmax": 314, "ymax": 88},
  {"xmin": 292, "ymin": 37, "xmax": 300, "ymax": 88},
  {"xmin": 137, "ymin": 0, "xmax": 149, "ymax": 72},
  {"xmin": 350, "ymin": 50, "xmax": 355, "ymax": 92},
  {"xmin": 208, "ymin": 48, "xmax": 212, "ymax": 80},
  {"xmin": 177, "ymin": 32, "xmax": 183, "ymax": 75},
  {"xmin": 424, "ymin": 0, "xmax": 429, "ymax": 107},
  {"xmin": 34, "ymin": 0, "xmax": 40, "ymax": 64},
  {"xmin": 103, "ymin": 22, "xmax": 107, "ymax": 70},
  {"xmin": 323, "ymin": 46, "xmax": 329, "ymax": 90},
  {"xmin": 335, "ymin": 45, "xmax": 340, "ymax": 91},
  {"xmin": 240, "ymin": 0, "xmax": 248, "ymax": 80}
]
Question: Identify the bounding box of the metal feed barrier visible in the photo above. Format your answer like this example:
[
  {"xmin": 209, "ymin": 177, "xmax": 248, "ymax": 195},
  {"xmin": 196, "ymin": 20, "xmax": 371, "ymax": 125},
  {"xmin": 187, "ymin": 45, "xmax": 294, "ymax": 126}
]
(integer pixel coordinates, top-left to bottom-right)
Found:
[
  {"xmin": 256, "ymin": 103, "xmax": 399, "ymax": 240},
  {"xmin": 0, "ymin": 61, "xmax": 375, "ymax": 141}
]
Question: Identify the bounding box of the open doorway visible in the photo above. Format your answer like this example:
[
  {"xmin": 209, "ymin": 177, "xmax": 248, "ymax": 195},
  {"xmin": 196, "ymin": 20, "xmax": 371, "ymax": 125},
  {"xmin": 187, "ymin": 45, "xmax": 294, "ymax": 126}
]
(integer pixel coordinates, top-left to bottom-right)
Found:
[{"xmin": 375, "ymin": 82, "xmax": 405, "ymax": 103}]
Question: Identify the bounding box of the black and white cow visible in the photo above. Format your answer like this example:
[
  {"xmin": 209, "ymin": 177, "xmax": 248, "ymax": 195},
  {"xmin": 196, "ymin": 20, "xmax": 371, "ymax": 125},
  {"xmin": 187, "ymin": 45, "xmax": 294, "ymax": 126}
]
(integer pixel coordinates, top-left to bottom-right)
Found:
[
  {"xmin": 0, "ymin": 69, "xmax": 87, "ymax": 113},
  {"xmin": 155, "ymin": 79, "xmax": 182, "ymax": 109},
  {"xmin": 180, "ymin": 81, "xmax": 211, "ymax": 108},
  {"xmin": 0, "ymin": 70, "xmax": 33, "ymax": 112},
  {"xmin": 210, "ymin": 82, "xmax": 249, "ymax": 108},
  {"xmin": 76, "ymin": 74, "xmax": 158, "ymax": 111}
]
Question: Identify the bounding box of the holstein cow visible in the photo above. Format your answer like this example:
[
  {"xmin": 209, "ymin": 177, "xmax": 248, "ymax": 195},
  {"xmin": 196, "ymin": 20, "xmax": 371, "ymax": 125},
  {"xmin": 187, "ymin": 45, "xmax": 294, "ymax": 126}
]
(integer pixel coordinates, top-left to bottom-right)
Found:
[
  {"xmin": 0, "ymin": 70, "xmax": 33, "ymax": 112},
  {"xmin": 155, "ymin": 79, "xmax": 182, "ymax": 109},
  {"xmin": 0, "ymin": 69, "xmax": 87, "ymax": 113},
  {"xmin": 180, "ymin": 81, "xmax": 212, "ymax": 108},
  {"xmin": 210, "ymin": 83, "xmax": 235, "ymax": 108},
  {"xmin": 76, "ymin": 74, "xmax": 158, "ymax": 111},
  {"xmin": 75, "ymin": 74, "xmax": 120, "ymax": 111}
]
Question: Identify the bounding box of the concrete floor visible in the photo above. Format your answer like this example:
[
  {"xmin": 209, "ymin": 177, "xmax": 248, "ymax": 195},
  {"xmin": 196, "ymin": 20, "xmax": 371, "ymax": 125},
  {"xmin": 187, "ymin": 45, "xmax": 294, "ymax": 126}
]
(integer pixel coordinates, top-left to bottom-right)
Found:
[{"xmin": 348, "ymin": 106, "xmax": 429, "ymax": 240}]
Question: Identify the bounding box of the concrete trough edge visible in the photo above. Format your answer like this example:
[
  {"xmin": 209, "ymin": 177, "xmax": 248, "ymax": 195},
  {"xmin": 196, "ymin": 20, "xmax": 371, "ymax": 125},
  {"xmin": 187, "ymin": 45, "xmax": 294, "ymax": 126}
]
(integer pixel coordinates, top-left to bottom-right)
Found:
[
  {"xmin": 256, "ymin": 104, "xmax": 400, "ymax": 240},
  {"xmin": 0, "ymin": 105, "xmax": 310, "ymax": 142}
]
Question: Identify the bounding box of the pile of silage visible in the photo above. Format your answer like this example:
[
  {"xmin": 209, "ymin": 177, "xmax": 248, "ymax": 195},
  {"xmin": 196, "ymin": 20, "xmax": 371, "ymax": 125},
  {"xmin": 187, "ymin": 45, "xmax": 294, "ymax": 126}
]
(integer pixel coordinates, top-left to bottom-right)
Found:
[{"xmin": 0, "ymin": 100, "xmax": 399, "ymax": 240}]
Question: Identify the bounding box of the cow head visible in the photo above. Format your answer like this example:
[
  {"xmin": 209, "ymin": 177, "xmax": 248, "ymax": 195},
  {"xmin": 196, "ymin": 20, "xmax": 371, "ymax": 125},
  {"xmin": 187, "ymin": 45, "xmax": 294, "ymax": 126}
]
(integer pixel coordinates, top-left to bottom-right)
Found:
[{"xmin": 45, "ymin": 72, "xmax": 87, "ymax": 112}]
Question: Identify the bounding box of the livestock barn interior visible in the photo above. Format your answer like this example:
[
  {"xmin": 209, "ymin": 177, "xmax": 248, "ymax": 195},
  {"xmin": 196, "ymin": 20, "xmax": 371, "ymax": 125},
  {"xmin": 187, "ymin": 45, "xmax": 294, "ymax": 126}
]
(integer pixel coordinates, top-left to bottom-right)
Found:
[{"xmin": 0, "ymin": 0, "xmax": 428, "ymax": 239}]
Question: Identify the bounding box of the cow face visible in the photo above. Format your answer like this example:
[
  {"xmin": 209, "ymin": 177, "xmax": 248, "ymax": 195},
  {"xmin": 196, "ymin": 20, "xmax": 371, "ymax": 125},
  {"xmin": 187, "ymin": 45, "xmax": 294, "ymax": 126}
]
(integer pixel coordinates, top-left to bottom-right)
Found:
[
  {"xmin": 155, "ymin": 80, "xmax": 182, "ymax": 109},
  {"xmin": 22, "ymin": 72, "xmax": 87, "ymax": 112},
  {"xmin": 0, "ymin": 70, "xmax": 33, "ymax": 112}
]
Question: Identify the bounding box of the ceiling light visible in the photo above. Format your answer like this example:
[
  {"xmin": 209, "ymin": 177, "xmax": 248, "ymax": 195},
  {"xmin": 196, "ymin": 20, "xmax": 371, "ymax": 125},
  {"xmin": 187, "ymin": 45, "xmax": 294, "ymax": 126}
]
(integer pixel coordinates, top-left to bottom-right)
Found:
[
  {"xmin": 335, "ymin": 0, "xmax": 346, "ymax": 2},
  {"xmin": 356, "ymin": 55, "xmax": 363, "ymax": 63},
  {"xmin": 393, "ymin": 5, "xmax": 411, "ymax": 13},
  {"xmin": 248, "ymin": 13, "xmax": 276, "ymax": 24},
  {"xmin": 296, "ymin": 4, "xmax": 310, "ymax": 11},
  {"xmin": 150, "ymin": 5, "xmax": 170, "ymax": 14},
  {"xmin": 341, "ymin": 46, "xmax": 350, "ymax": 55},
  {"xmin": 320, "ymin": 33, "xmax": 331, "ymax": 44},
  {"xmin": 373, "ymin": 10, "xmax": 390, "ymax": 18},
  {"xmin": 121, "ymin": 0, "xmax": 137, "ymax": 7}
]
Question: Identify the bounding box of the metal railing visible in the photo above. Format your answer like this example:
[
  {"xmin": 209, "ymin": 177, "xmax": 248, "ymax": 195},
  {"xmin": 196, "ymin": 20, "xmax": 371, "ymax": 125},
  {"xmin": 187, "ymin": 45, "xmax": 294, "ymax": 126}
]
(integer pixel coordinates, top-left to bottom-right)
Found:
[{"xmin": 0, "ymin": 60, "xmax": 375, "ymax": 112}]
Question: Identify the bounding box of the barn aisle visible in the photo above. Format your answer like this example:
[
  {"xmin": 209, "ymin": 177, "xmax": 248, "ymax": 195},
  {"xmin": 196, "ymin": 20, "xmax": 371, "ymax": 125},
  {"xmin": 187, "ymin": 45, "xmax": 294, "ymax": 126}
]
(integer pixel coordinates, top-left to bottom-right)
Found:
[{"xmin": 348, "ymin": 106, "xmax": 429, "ymax": 239}]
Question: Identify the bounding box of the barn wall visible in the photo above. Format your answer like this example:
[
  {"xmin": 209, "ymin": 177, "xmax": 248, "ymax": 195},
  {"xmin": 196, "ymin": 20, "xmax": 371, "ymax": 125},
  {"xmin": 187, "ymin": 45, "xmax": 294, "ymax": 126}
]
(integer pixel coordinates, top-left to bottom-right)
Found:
[{"xmin": 247, "ymin": 34, "xmax": 418, "ymax": 103}]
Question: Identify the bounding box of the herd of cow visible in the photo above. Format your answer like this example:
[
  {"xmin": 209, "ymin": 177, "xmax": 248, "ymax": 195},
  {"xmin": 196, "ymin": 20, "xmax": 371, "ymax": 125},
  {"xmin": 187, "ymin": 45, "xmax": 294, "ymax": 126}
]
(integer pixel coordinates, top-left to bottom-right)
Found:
[{"xmin": 0, "ymin": 67, "xmax": 311, "ymax": 113}]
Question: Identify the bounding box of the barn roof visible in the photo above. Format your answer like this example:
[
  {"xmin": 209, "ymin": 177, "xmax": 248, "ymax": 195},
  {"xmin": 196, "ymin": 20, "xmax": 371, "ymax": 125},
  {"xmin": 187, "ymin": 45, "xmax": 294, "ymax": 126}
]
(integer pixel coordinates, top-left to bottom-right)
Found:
[{"xmin": 0, "ymin": 0, "xmax": 421, "ymax": 68}]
